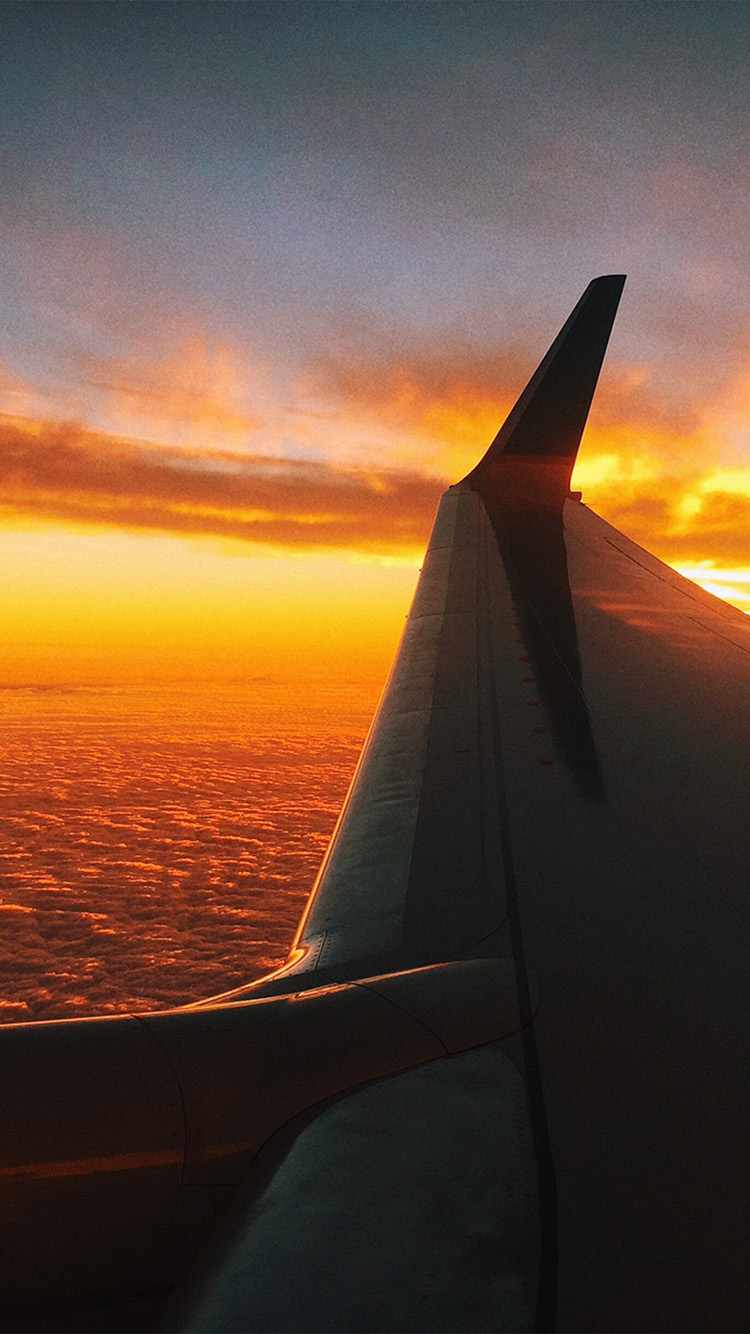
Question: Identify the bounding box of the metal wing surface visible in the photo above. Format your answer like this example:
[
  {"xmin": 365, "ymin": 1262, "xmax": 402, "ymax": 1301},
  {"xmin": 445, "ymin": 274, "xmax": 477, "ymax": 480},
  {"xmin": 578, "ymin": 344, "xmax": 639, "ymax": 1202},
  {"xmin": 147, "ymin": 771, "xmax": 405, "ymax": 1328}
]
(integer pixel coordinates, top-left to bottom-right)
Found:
[{"xmin": 177, "ymin": 276, "xmax": 750, "ymax": 1332}]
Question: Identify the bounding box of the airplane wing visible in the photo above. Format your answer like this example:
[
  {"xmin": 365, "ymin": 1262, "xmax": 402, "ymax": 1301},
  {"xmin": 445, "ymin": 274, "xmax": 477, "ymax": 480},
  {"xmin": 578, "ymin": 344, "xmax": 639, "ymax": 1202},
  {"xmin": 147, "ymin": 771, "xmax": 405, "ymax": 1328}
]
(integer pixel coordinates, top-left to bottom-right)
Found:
[
  {"xmin": 272, "ymin": 275, "xmax": 629, "ymax": 983},
  {"xmin": 3, "ymin": 277, "xmax": 750, "ymax": 1334}
]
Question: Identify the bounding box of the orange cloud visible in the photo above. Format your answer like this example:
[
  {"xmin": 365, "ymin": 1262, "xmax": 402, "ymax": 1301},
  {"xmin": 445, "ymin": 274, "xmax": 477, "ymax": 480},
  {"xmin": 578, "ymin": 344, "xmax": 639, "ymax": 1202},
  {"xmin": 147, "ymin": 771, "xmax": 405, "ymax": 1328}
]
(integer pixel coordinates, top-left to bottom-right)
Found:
[
  {"xmin": 5, "ymin": 321, "xmax": 750, "ymax": 615},
  {"xmin": 76, "ymin": 340, "xmax": 266, "ymax": 449},
  {"xmin": 0, "ymin": 414, "xmax": 441, "ymax": 553},
  {"xmin": 309, "ymin": 338, "xmax": 710, "ymax": 477},
  {"xmin": 6, "ymin": 404, "xmax": 749, "ymax": 583},
  {"xmin": 308, "ymin": 342, "xmax": 529, "ymax": 471},
  {"xmin": 307, "ymin": 340, "xmax": 750, "ymax": 612}
]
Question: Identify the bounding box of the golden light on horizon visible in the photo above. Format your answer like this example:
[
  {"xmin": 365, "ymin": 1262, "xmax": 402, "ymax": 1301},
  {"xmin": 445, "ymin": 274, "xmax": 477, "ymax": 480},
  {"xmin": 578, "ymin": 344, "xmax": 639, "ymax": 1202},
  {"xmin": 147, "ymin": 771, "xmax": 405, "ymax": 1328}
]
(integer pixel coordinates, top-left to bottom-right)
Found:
[
  {"xmin": 3, "ymin": 325, "xmax": 750, "ymax": 695},
  {"xmin": 672, "ymin": 563, "xmax": 750, "ymax": 614},
  {"xmin": 0, "ymin": 522, "xmax": 420, "ymax": 687}
]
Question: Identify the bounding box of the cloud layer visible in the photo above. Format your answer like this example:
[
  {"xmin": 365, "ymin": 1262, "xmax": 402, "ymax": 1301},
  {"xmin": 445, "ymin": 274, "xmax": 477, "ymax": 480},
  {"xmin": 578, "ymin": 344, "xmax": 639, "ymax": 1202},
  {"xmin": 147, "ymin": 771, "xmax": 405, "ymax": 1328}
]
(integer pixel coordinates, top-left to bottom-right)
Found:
[{"xmin": 0, "ymin": 684, "xmax": 372, "ymax": 1020}]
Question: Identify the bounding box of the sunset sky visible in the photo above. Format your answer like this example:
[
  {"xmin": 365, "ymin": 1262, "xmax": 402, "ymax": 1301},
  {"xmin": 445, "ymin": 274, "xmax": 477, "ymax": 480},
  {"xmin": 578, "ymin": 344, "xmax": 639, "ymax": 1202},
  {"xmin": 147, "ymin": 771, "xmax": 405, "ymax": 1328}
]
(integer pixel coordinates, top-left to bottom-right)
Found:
[{"xmin": 3, "ymin": 0, "xmax": 750, "ymax": 687}]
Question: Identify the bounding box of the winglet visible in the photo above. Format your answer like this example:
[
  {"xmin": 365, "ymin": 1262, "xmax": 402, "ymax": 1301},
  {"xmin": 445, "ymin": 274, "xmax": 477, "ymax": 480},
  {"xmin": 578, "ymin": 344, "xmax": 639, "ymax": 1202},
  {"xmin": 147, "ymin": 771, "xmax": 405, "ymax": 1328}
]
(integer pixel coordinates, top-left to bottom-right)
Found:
[{"xmin": 465, "ymin": 275, "xmax": 626, "ymax": 504}]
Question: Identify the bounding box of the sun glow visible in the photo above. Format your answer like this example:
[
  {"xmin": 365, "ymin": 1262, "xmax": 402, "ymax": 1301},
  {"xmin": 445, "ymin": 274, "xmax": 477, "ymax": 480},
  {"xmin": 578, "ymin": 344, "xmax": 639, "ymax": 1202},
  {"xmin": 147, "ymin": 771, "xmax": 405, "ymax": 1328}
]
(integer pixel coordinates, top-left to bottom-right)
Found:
[
  {"xmin": 673, "ymin": 563, "xmax": 750, "ymax": 614},
  {"xmin": 0, "ymin": 524, "xmax": 417, "ymax": 688}
]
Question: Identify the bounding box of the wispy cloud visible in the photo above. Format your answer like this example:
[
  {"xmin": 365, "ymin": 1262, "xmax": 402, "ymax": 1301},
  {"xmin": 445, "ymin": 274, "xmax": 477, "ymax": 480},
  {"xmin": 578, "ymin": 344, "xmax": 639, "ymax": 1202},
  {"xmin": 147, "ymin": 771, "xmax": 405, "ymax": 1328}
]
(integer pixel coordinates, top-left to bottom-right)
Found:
[
  {"xmin": 0, "ymin": 360, "xmax": 52, "ymax": 419},
  {"xmin": 309, "ymin": 342, "xmax": 530, "ymax": 472},
  {"xmin": 72, "ymin": 339, "xmax": 267, "ymax": 449},
  {"xmin": 309, "ymin": 338, "xmax": 713, "ymax": 473}
]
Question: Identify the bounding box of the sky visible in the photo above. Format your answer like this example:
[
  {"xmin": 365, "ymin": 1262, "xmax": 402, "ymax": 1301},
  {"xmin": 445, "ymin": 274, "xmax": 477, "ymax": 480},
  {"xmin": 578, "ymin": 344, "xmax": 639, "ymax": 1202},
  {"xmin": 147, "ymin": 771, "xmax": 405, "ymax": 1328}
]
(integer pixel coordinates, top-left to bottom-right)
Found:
[{"xmin": 3, "ymin": 0, "xmax": 750, "ymax": 687}]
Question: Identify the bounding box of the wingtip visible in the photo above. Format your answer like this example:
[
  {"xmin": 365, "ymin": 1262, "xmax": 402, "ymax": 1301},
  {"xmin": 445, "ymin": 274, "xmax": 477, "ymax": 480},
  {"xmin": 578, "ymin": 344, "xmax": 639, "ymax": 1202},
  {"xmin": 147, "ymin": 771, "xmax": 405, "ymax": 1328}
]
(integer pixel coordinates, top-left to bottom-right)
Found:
[
  {"xmin": 462, "ymin": 274, "xmax": 626, "ymax": 502},
  {"xmin": 586, "ymin": 273, "xmax": 627, "ymax": 293}
]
